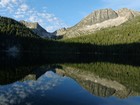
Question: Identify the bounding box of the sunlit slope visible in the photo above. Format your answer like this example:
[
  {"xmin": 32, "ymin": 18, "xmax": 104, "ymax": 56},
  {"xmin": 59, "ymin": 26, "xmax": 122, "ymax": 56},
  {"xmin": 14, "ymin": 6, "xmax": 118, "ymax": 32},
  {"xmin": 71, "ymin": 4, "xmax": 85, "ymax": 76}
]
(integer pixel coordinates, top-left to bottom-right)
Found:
[{"xmin": 63, "ymin": 16, "xmax": 140, "ymax": 45}]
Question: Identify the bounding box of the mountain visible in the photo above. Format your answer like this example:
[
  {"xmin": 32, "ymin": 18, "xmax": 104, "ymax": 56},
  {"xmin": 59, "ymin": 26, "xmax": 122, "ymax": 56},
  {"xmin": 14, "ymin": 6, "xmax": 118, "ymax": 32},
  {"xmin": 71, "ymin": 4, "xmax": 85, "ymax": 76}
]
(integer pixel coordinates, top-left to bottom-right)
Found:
[
  {"xmin": 62, "ymin": 15, "xmax": 140, "ymax": 45},
  {"xmin": 0, "ymin": 16, "xmax": 52, "ymax": 55},
  {"xmin": 55, "ymin": 8, "xmax": 140, "ymax": 38},
  {"xmin": 20, "ymin": 20, "xmax": 53, "ymax": 38},
  {"xmin": 0, "ymin": 16, "xmax": 39, "ymax": 38},
  {"xmin": 57, "ymin": 65, "xmax": 140, "ymax": 98}
]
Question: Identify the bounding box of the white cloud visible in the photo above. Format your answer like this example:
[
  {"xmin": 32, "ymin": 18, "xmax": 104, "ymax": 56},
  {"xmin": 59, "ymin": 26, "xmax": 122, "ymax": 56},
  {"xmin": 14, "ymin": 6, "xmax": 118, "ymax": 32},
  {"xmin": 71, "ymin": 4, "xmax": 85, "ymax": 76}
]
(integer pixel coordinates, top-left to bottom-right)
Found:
[
  {"xmin": 0, "ymin": 71, "xmax": 64, "ymax": 105},
  {"xmin": 12, "ymin": 0, "xmax": 18, "ymax": 4},
  {"xmin": 46, "ymin": 26, "xmax": 55, "ymax": 32},
  {"xmin": 14, "ymin": 14, "xmax": 24, "ymax": 18},
  {"xmin": 20, "ymin": 4, "xmax": 29, "ymax": 12},
  {"xmin": 0, "ymin": 0, "xmax": 67, "ymax": 32},
  {"xmin": 0, "ymin": 0, "xmax": 23, "ymax": 13},
  {"xmin": 0, "ymin": 0, "xmax": 21, "ymax": 8},
  {"xmin": 0, "ymin": 0, "xmax": 10, "ymax": 7}
]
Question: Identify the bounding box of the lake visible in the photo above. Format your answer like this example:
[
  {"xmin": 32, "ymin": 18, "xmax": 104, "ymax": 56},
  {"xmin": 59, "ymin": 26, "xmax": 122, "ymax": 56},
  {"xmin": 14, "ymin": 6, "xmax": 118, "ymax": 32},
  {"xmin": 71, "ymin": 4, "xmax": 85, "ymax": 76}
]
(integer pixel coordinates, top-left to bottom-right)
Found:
[{"xmin": 0, "ymin": 53, "xmax": 140, "ymax": 105}]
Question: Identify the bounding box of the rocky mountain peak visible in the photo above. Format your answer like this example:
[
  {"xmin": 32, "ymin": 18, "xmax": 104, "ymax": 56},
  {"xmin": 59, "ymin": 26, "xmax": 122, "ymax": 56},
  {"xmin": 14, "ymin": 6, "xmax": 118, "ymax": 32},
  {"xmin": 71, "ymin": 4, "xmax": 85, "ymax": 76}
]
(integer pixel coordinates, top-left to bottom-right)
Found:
[
  {"xmin": 76, "ymin": 8, "xmax": 118, "ymax": 28},
  {"xmin": 53, "ymin": 27, "xmax": 67, "ymax": 36},
  {"xmin": 116, "ymin": 8, "xmax": 140, "ymax": 19},
  {"xmin": 20, "ymin": 20, "xmax": 39, "ymax": 29},
  {"xmin": 54, "ymin": 8, "xmax": 140, "ymax": 38},
  {"xmin": 20, "ymin": 20, "xmax": 53, "ymax": 38}
]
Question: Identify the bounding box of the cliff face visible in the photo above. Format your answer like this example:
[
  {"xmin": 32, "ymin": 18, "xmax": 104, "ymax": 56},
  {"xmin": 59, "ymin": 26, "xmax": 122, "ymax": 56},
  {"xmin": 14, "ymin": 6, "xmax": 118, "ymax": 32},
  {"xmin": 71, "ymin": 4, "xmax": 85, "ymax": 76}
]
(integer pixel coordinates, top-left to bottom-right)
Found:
[
  {"xmin": 116, "ymin": 8, "xmax": 140, "ymax": 18},
  {"xmin": 76, "ymin": 8, "xmax": 118, "ymax": 27},
  {"xmin": 20, "ymin": 20, "xmax": 53, "ymax": 38},
  {"xmin": 53, "ymin": 28, "xmax": 67, "ymax": 36},
  {"xmin": 20, "ymin": 20, "xmax": 39, "ymax": 29},
  {"xmin": 55, "ymin": 8, "xmax": 140, "ymax": 38}
]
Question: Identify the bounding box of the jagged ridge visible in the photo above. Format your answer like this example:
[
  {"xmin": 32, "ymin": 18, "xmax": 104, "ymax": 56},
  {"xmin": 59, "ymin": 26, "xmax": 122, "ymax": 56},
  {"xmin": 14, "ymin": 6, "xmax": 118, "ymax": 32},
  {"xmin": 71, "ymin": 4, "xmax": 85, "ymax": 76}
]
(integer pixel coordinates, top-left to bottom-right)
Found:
[
  {"xmin": 20, "ymin": 20, "xmax": 53, "ymax": 38},
  {"xmin": 55, "ymin": 8, "xmax": 140, "ymax": 38}
]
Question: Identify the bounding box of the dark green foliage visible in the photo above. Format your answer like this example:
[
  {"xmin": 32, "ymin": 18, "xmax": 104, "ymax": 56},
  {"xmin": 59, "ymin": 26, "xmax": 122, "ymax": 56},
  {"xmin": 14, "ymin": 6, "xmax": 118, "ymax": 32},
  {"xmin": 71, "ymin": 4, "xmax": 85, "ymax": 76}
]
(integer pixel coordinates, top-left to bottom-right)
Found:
[
  {"xmin": 0, "ymin": 16, "xmax": 51, "ymax": 52},
  {"xmin": 0, "ymin": 16, "xmax": 39, "ymax": 38}
]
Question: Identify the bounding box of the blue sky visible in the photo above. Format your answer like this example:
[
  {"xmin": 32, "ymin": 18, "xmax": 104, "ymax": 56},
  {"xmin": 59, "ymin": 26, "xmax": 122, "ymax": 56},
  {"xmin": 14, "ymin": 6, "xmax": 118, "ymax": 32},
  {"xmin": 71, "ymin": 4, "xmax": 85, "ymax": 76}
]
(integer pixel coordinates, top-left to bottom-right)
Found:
[{"xmin": 0, "ymin": 0, "xmax": 140, "ymax": 32}]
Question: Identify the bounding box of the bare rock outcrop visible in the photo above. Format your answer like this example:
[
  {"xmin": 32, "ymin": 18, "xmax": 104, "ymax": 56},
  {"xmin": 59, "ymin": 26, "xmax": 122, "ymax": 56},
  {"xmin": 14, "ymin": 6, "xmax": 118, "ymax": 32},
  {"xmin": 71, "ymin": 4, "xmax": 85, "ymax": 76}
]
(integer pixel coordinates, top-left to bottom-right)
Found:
[
  {"xmin": 55, "ymin": 8, "xmax": 140, "ymax": 38},
  {"xmin": 76, "ymin": 8, "xmax": 118, "ymax": 28},
  {"xmin": 116, "ymin": 8, "xmax": 140, "ymax": 19},
  {"xmin": 20, "ymin": 20, "xmax": 53, "ymax": 38}
]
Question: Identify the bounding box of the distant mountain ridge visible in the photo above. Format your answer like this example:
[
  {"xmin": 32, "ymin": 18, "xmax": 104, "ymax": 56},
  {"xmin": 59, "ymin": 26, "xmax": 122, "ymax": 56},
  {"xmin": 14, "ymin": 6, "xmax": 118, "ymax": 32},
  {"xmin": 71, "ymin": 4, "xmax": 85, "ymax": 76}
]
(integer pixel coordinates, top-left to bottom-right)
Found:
[
  {"xmin": 20, "ymin": 20, "xmax": 53, "ymax": 38},
  {"xmin": 2, "ymin": 8, "xmax": 139, "ymax": 40},
  {"xmin": 54, "ymin": 8, "xmax": 140, "ymax": 38},
  {"xmin": 19, "ymin": 8, "xmax": 140, "ymax": 39}
]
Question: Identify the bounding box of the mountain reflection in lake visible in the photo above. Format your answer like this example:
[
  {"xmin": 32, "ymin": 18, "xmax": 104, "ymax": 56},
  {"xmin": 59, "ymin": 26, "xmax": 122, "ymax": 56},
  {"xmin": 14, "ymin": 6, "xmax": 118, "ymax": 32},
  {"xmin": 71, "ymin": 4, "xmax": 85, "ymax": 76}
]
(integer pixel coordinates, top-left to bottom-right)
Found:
[
  {"xmin": 0, "ymin": 70, "xmax": 140, "ymax": 105},
  {"xmin": 0, "ymin": 53, "xmax": 140, "ymax": 105}
]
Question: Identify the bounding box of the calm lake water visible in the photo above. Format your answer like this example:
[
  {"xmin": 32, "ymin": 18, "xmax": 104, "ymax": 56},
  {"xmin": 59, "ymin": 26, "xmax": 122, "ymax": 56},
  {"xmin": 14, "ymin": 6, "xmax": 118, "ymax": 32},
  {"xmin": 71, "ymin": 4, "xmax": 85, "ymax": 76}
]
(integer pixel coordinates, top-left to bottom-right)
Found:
[{"xmin": 0, "ymin": 54, "xmax": 140, "ymax": 105}]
